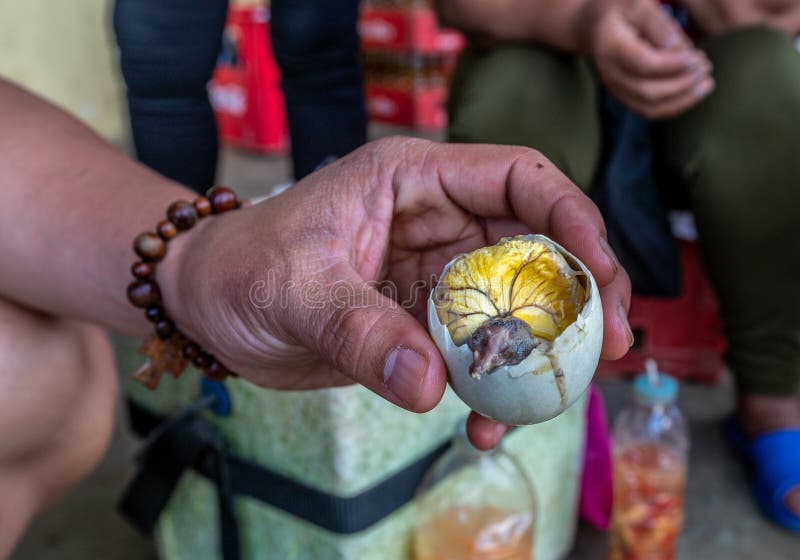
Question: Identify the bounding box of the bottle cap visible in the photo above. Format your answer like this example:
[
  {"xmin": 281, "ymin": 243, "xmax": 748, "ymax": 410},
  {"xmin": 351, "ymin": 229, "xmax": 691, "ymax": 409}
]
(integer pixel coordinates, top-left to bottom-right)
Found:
[{"xmin": 634, "ymin": 359, "xmax": 678, "ymax": 404}]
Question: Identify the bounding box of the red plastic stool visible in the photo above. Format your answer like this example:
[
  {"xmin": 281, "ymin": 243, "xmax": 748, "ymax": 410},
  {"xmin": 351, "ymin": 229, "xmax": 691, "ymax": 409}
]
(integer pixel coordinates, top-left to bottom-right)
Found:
[{"xmin": 597, "ymin": 241, "xmax": 727, "ymax": 384}]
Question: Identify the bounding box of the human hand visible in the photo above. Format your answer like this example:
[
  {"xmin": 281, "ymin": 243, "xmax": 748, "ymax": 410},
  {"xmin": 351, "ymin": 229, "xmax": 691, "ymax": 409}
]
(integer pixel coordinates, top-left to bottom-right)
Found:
[
  {"xmin": 679, "ymin": 0, "xmax": 800, "ymax": 36},
  {"xmin": 583, "ymin": 0, "xmax": 715, "ymax": 119},
  {"xmin": 162, "ymin": 137, "xmax": 632, "ymax": 449}
]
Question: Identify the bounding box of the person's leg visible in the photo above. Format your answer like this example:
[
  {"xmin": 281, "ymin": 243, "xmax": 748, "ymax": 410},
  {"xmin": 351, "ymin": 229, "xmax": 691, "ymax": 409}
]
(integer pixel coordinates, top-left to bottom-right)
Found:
[
  {"xmin": 656, "ymin": 26, "xmax": 800, "ymax": 515},
  {"xmin": 271, "ymin": 0, "xmax": 367, "ymax": 180},
  {"xmin": 448, "ymin": 45, "xmax": 601, "ymax": 191},
  {"xmin": 0, "ymin": 300, "xmax": 117, "ymax": 555},
  {"xmin": 114, "ymin": 0, "xmax": 228, "ymax": 192}
]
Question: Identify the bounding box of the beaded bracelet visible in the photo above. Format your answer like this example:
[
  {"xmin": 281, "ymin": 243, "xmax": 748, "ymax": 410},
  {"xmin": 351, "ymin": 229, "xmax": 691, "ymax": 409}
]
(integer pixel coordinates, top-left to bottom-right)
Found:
[{"xmin": 127, "ymin": 186, "xmax": 245, "ymax": 390}]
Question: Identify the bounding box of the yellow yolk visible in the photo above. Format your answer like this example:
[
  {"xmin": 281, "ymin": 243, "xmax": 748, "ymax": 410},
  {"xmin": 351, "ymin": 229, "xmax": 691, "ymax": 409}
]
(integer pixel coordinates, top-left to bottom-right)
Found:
[{"xmin": 433, "ymin": 237, "xmax": 586, "ymax": 346}]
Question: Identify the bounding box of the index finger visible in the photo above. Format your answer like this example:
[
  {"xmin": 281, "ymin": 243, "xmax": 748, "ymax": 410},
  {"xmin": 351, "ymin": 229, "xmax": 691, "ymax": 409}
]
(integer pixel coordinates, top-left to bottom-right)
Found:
[{"xmin": 401, "ymin": 141, "xmax": 633, "ymax": 360}]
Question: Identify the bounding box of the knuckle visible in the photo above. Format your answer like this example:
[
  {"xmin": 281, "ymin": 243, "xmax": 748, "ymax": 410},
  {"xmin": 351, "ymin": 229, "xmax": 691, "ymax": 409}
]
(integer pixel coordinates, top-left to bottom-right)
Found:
[
  {"xmin": 318, "ymin": 298, "xmax": 389, "ymax": 383},
  {"xmin": 522, "ymin": 146, "xmax": 545, "ymax": 161},
  {"xmin": 513, "ymin": 147, "xmax": 548, "ymax": 172},
  {"xmin": 318, "ymin": 304, "xmax": 362, "ymax": 373},
  {"xmin": 373, "ymin": 135, "xmax": 429, "ymax": 157}
]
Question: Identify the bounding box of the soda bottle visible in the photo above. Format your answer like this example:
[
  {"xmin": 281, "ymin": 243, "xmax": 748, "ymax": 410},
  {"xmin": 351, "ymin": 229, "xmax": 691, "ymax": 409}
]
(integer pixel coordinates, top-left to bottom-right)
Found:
[{"xmin": 608, "ymin": 360, "xmax": 689, "ymax": 560}]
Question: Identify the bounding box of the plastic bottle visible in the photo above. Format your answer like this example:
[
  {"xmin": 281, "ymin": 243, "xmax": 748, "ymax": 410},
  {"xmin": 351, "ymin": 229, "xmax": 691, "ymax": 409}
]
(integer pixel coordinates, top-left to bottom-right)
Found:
[
  {"xmin": 608, "ymin": 360, "xmax": 689, "ymax": 560},
  {"xmin": 413, "ymin": 422, "xmax": 536, "ymax": 560}
]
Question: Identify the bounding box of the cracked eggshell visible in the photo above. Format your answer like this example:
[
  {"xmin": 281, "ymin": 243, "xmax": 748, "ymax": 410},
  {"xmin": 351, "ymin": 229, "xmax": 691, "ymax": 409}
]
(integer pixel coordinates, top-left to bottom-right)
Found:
[{"xmin": 428, "ymin": 234, "xmax": 603, "ymax": 425}]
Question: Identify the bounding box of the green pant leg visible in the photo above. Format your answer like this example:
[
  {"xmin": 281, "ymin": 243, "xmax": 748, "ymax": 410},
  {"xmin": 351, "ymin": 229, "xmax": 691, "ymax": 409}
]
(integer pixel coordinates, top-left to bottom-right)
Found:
[
  {"xmin": 448, "ymin": 45, "xmax": 601, "ymax": 191},
  {"xmin": 655, "ymin": 27, "xmax": 800, "ymax": 395}
]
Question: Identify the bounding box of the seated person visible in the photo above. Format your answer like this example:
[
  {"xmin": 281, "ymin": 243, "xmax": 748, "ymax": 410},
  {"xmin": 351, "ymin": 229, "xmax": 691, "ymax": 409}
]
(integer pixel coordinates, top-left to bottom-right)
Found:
[{"xmin": 436, "ymin": 0, "xmax": 800, "ymax": 530}]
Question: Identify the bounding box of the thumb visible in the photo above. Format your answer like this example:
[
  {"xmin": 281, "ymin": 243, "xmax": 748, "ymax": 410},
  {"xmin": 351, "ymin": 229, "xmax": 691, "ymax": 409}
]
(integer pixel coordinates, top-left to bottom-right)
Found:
[{"xmin": 305, "ymin": 267, "xmax": 448, "ymax": 413}]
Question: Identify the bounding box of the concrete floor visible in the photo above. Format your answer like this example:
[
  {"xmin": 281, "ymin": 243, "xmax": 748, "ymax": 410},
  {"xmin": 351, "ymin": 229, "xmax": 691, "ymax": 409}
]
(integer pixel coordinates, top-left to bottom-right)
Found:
[{"xmin": 12, "ymin": 147, "xmax": 800, "ymax": 559}]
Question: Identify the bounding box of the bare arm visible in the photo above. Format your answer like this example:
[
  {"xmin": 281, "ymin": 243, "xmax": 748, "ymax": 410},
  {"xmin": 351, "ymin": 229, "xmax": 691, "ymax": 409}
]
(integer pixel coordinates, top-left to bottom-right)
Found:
[
  {"xmin": 0, "ymin": 78, "xmax": 632, "ymax": 447},
  {"xmin": 434, "ymin": 0, "xmax": 593, "ymax": 52},
  {"xmin": 0, "ymin": 78, "xmax": 188, "ymax": 336}
]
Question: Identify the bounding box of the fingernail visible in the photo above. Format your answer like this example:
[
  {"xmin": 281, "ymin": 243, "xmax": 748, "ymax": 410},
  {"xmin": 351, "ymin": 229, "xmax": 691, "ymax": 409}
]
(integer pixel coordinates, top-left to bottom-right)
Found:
[
  {"xmin": 694, "ymin": 79, "xmax": 714, "ymax": 99},
  {"xmin": 665, "ymin": 33, "xmax": 680, "ymax": 49},
  {"xmin": 683, "ymin": 52, "xmax": 704, "ymax": 70},
  {"xmin": 691, "ymin": 71, "xmax": 708, "ymax": 87},
  {"xmin": 384, "ymin": 347, "xmax": 427, "ymax": 407},
  {"xmin": 683, "ymin": 54, "xmax": 700, "ymax": 68},
  {"xmin": 693, "ymin": 58, "xmax": 711, "ymax": 75},
  {"xmin": 599, "ymin": 236, "xmax": 620, "ymax": 274},
  {"xmin": 619, "ymin": 303, "xmax": 634, "ymax": 348},
  {"xmin": 494, "ymin": 423, "xmax": 509, "ymax": 442}
]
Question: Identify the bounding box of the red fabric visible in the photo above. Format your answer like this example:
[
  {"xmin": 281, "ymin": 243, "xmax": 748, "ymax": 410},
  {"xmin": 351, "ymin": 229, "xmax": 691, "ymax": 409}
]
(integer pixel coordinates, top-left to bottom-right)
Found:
[{"xmin": 210, "ymin": 7, "xmax": 289, "ymax": 154}]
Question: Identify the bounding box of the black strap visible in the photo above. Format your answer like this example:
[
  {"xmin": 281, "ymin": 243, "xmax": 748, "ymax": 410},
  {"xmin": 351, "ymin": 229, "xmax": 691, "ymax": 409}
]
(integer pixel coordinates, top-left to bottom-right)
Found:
[
  {"xmin": 208, "ymin": 433, "xmax": 240, "ymax": 560},
  {"xmin": 119, "ymin": 399, "xmax": 241, "ymax": 560},
  {"xmin": 120, "ymin": 399, "xmax": 450, "ymax": 544}
]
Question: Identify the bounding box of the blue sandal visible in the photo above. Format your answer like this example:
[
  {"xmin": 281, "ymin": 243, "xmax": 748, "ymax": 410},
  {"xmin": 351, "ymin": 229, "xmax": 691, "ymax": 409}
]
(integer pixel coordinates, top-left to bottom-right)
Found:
[{"xmin": 727, "ymin": 419, "xmax": 800, "ymax": 532}]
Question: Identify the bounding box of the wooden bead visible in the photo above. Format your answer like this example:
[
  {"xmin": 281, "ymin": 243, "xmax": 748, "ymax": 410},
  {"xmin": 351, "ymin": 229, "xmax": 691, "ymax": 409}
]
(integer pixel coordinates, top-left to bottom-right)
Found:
[
  {"xmin": 134, "ymin": 232, "xmax": 166, "ymax": 261},
  {"xmin": 145, "ymin": 306, "xmax": 165, "ymax": 322},
  {"xmin": 194, "ymin": 196, "xmax": 212, "ymax": 217},
  {"xmin": 167, "ymin": 200, "xmax": 198, "ymax": 231},
  {"xmin": 127, "ymin": 280, "xmax": 161, "ymax": 308},
  {"xmin": 208, "ymin": 187, "xmax": 237, "ymax": 214},
  {"xmin": 131, "ymin": 261, "xmax": 154, "ymax": 279},
  {"xmin": 157, "ymin": 219, "xmax": 178, "ymax": 240},
  {"xmin": 192, "ymin": 352, "xmax": 212, "ymax": 369},
  {"xmin": 181, "ymin": 342, "xmax": 200, "ymax": 360},
  {"xmin": 205, "ymin": 360, "xmax": 230, "ymax": 381},
  {"xmin": 155, "ymin": 319, "xmax": 175, "ymax": 339}
]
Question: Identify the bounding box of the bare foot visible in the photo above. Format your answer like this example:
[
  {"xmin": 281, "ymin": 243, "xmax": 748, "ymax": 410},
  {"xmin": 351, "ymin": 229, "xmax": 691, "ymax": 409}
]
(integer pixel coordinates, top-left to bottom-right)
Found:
[
  {"xmin": 785, "ymin": 488, "xmax": 800, "ymax": 519},
  {"xmin": 738, "ymin": 393, "xmax": 800, "ymax": 518},
  {"xmin": 737, "ymin": 393, "xmax": 800, "ymax": 438}
]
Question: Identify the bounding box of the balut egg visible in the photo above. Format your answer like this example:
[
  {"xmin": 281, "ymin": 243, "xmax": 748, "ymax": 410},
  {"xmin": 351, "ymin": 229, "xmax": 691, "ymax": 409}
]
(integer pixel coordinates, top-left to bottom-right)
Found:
[{"xmin": 428, "ymin": 235, "xmax": 602, "ymax": 425}]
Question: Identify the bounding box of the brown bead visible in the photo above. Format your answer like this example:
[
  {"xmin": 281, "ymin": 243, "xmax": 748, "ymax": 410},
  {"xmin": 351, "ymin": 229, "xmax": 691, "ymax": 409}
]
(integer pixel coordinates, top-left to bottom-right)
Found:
[
  {"xmin": 157, "ymin": 219, "xmax": 178, "ymax": 240},
  {"xmin": 238, "ymin": 199, "xmax": 252, "ymax": 208},
  {"xmin": 208, "ymin": 187, "xmax": 237, "ymax": 214},
  {"xmin": 155, "ymin": 319, "xmax": 175, "ymax": 339},
  {"xmin": 127, "ymin": 280, "xmax": 161, "ymax": 308},
  {"xmin": 192, "ymin": 352, "xmax": 212, "ymax": 369},
  {"xmin": 145, "ymin": 306, "xmax": 165, "ymax": 322},
  {"xmin": 131, "ymin": 261, "xmax": 154, "ymax": 279},
  {"xmin": 134, "ymin": 232, "xmax": 166, "ymax": 261},
  {"xmin": 181, "ymin": 342, "xmax": 200, "ymax": 360},
  {"xmin": 194, "ymin": 196, "xmax": 212, "ymax": 217},
  {"xmin": 205, "ymin": 360, "xmax": 231, "ymax": 381},
  {"xmin": 167, "ymin": 200, "xmax": 198, "ymax": 231}
]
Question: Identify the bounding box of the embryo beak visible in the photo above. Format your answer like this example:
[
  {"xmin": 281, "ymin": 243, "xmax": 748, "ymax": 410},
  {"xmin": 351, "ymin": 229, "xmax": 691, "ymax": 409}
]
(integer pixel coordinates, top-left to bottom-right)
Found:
[{"xmin": 467, "ymin": 316, "xmax": 539, "ymax": 379}]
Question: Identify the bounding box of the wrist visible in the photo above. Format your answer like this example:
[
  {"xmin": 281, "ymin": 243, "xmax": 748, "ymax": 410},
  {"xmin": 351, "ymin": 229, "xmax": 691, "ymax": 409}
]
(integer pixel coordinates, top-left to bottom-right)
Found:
[
  {"xmin": 156, "ymin": 209, "xmax": 214, "ymax": 341},
  {"xmin": 125, "ymin": 186, "xmax": 244, "ymax": 388}
]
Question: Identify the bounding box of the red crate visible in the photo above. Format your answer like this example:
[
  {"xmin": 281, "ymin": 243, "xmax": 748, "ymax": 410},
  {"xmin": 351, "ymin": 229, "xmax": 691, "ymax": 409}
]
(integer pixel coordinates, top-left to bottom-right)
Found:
[
  {"xmin": 597, "ymin": 241, "xmax": 727, "ymax": 384},
  {"xmin": 365, "ymin": 83, "xmax": 447, "ymax": 129},
  {"xmin": 359, "ymin": 7, "xmax": 464, "ymax": 55},
  {"xmin": 210, "ymin": 6, "xmax": 288, "ymax": 154}
]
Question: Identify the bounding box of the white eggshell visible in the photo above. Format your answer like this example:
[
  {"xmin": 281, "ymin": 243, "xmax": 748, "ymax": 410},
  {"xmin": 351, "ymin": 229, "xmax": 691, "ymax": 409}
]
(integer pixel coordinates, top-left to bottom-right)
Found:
[{"xmin": 428, "ymin": 235, "xmax": 603, "ymax": 425}]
